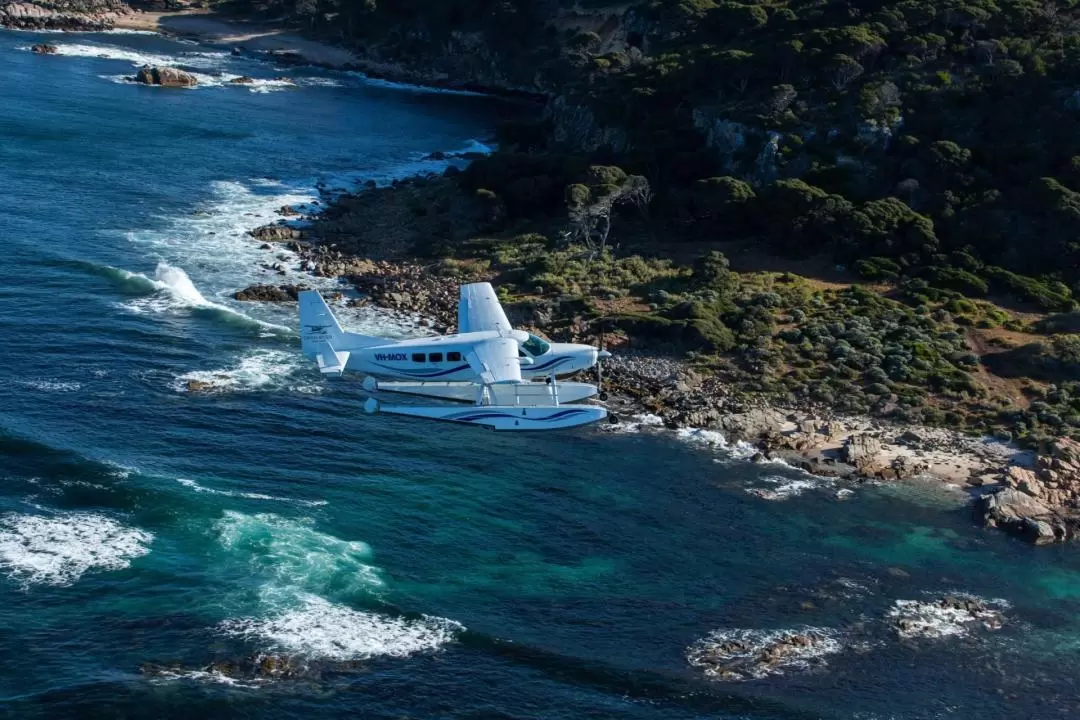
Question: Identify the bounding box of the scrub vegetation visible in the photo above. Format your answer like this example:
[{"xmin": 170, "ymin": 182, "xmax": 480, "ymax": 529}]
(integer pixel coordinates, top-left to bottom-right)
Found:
[{"xmin": 230, "ymin": 0, "xmax": 1080, "ymax": 445}]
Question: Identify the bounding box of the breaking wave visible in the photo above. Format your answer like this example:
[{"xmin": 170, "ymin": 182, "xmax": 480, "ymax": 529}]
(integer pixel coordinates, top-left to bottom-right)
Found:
[
  {"xmin": 31, "ymin": 42, "xmax": 229, "ymax": 69},
  {"xmin": 104, "ymin": 262, "xmax": 290, "ymax": 333},
  {"xmin": 211, "ymin": 512, "xmax": 462, "ymax": 663},
  {"xmin": 215, "ymin": 511, "xmax": 383, "ymax": 598},
  {"xmin": 220, "ymin": 592, "xmax": 463, "ymax": 662},
  {"xmin": 0, "ymin": 511, "xmax": 152, "ymax": 588}
]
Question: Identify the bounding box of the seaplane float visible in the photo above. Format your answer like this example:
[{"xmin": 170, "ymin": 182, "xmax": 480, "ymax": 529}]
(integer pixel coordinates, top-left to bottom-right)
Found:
[{"xmin": 298, "ymin": 283, "xmax": 611, "ymax": 431}]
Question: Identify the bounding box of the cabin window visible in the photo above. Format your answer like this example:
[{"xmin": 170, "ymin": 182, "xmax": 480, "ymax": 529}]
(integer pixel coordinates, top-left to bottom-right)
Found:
[
  {"xmin": 447, "ymin": 351, "xmax": 461, "ymax": 362},
  {"xmin": 412, "ymin": 353, "xmax": 425, "ymax": 363},
  {"xmin": 429, "ymin": 352, "xmax": 443, "ymax": 363},
  {"xmin": 521, "ymin": 334, "xmax": 551, "ymax": 357}
]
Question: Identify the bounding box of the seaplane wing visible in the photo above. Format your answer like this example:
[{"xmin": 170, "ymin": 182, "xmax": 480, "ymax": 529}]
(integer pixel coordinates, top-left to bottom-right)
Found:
[
  {"xmin": 458, "ymin": 282, "xmax": 512, "ymax": 333},
  {"xmin": 466, "ymin": 337, "xmax": 522, "ymax": 385}
]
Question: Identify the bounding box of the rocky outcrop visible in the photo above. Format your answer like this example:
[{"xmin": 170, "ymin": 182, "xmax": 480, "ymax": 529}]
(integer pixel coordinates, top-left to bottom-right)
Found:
[
  {"xmin": 887, "ymin": 595, "xmax": 1006, "ymax": 639},
  {"xmin": 976, "ymin": 438, "xmax": 1080, "ymax": 544},
  {"xmin": 248, "ymin": 224, "xmax": 303, "ymax": 242},
  {"xmin": 135, "ymin": 65, "xmax": 198, "ymax": 88},
  {"xmin": 0, "ymin": 0, "xmax": 132, "ymax": 31},
  {"xmin": 348, "ymin": 262, "xmax": 458, "ymax": 329},
  {"xmin": 229, "ymin": 75, "xmax": 254, "ymax": 85},
  {"xmin": 687, "ymin": 628, "xmax": 840, "ymax": 681},
  {"xmin": 233, "ymin": 284, "xmax": 308, "ymax": 302},
  {"xmin": 30, "ymin": 43, "xmax": 57, "ymax": 54},
  {"xmin": 842, "ymin": 435, "xmax": 883, "ymax": 474}
]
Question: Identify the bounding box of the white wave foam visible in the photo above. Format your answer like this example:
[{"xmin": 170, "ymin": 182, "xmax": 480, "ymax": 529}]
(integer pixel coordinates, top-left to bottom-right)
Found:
[
  {"xmin": 171, "ymin": 349, "xmax": 318, "ymax": 395},
  {"xmin": 220, "ymin": 592, "xmax": 462, "ymax": 661},
  {"xmin": 688, "ymin": 626, "xmax": 843, "ymax": 681},
  {"xmin": 215, "ymin": 511, "xmax": 383, "ymax": 597},
  {"xmin": 100, "ymin": 28, "xmax": 160, "ymax": 36},
  {"xmin": 18, "ymin": 380, "xmax": 81, "ymax": 392},
  {"xmin": 295, "ymin": 77, "xmax": 342, "ymax": 88},
  {"xmin": 0, "ymin": 511, "xmax": 152, "ymax": 587},
  {"xmin": 745, "ymin": 476, "xmax": 824, "ymax": 501},
  {"xmin": 146, "ymin": 668, "xmax": 267, "ymax": 689},
  {"xmin": 241, "ymin": 78, "xmax": 298, "ymax": 93},
  {"xmin": 38, "ymin": 42, "xmax": 228, "ymax": 69},
  {"xmin": 886, "ymin": 595, "xmax": 1008, "ymax": 640},
  {"xmin": 176, "ymin": 478, "xmax": 326, "ymax": 508},
  {"xmin": 676, "ymin": 427, "xmax": 760, "ymax": 460},
  {"xmin": 745, "ymin": 473, "xmax": 838, "ymax": 501},
  {"xmin": 602, "ymin": 413, "xmax": 664, "ymax": 434},
  {"xmin": 104, "ymin": 461, "xmax": 136, "ymax": 480}
]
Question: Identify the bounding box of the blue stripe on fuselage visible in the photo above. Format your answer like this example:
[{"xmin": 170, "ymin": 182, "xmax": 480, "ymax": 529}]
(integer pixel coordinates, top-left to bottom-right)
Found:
[
  {"xmin": 526, "ymin": 356, "xmax": 572, "ymax": 372},
  {"xmin": 370, "ymin": 362, "xmax": 472, "ymax": 378}
]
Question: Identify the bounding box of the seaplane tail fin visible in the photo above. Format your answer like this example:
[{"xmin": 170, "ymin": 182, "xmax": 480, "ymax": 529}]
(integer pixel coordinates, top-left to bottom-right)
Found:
[{"xmin": 298, "ymin": 290, "xmax": 383, "ymax": 358}]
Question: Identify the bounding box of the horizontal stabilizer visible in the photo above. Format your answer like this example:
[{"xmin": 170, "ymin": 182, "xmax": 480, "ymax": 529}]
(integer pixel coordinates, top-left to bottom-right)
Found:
[{"xmin": 315, "ymin": 343, "xmax": 350, "ymax": 376}]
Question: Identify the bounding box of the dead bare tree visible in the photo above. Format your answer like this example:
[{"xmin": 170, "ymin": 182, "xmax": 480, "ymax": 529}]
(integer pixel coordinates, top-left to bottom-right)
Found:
[{"xmin": 564, "ymin": 174, "xmax": 652, "ymax": 258}]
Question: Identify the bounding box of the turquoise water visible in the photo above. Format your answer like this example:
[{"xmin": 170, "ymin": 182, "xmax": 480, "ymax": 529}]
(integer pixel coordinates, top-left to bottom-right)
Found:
[{"xmin": 2, "ymin": 29, "xmax": 1080, "ymax": 719}]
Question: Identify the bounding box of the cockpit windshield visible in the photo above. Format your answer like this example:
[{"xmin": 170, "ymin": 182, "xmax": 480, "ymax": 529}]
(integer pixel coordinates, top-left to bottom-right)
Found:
[{"xmin": 521, "ymin": 334, "xmax": 551, "ymax": 357}]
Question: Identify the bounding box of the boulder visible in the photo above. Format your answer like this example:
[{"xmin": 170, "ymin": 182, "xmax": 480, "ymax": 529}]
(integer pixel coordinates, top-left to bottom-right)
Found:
[
  {"xmin": 30, "ymin": 43, "xmax": 57, "ymax": 54},
  {"xmin": 976, "ymin": 437, "xmax": 1080, "ymax": 544},
  {"xmin": 135, "ymin": 65, "xmax": 198, "ymax": 88},
  {"xmin": 975, "ymin": 488, "xmax": 1063, "ymax": 545},
  {"xmin": 842, "ymin": 434, "xmax": 883, "ymax": 474},
  {"xmin": 229, "ymin": 75, "xmax": 254, "ymax": 84},
  {"xmin": 233, "ymin": 284, "xmax": 307, "ymax": 302},
  {"xmin": 249, "ymin": 224, "xmax": 303, "ymax": 242}
]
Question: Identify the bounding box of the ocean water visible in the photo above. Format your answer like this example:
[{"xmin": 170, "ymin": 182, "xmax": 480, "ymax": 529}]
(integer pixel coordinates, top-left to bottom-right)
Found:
[{"xmin": 2, "ymin": 29, "xmax": 1080, "ymax": 719}]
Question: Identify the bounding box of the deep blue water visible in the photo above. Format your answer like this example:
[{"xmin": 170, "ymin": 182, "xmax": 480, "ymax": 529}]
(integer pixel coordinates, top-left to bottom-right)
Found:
[{"xmin": 3, "ymin": 29, "xmax": 1080, "ymax": 720}]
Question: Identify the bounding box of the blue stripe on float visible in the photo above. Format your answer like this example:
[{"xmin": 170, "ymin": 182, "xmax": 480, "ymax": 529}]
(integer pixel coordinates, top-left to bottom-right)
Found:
[{"xmin": 446, "ymin": 408, "xmax": 589, "ymax": 423}]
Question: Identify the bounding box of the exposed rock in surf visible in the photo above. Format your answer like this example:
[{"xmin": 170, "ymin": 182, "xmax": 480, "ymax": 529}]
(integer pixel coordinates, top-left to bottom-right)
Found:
[
  {"xmin": 135, "ymin": 65, "xmax": 198, "ymax": 88},
  {"xmin": 688, "ymin": 627, "xmax": 842, "ymax": 681},
  {"xmin": 248, "ymin": 224, "xmax": 304, "ymax": 242},
  {"xmin": 30, "ymin": 43, "xmax": 57, "ymax": 54},
  {"xmin": 140, "ymin": 653, "xmax": 353, "ymax": 685},
  {"xmin": 976, "ymin": 438, "xmax": 1080, "ymax": 544},
  {"xmin": 185, "ymin": 379, "xmax": 215, "ymax": 393},
  {"xmin": 233, "ymin": 284, "xmax": 309, "ymax": 302},
  {"xmin": 229, "ymin": 75, "xmax": 254, "ymax": 85},
  {"xmin": 887, "ymin": 595, "xmax": 1006, "ymax": 639},
  {"xmin": 276, "ymin": 205, "xmax": 301, "ymax": 217}
]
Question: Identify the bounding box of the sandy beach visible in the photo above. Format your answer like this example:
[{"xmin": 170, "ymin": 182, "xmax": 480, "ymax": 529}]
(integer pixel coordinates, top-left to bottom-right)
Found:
[{"xmin": 115, "ymin": 9, "xmax": 359, "ymax": 68}]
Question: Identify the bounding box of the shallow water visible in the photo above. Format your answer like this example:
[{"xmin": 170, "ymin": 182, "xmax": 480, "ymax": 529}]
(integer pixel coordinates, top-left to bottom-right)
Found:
[{"xmin": 2, "ymin": 29, "xmax": 1080, "ymax": 719}]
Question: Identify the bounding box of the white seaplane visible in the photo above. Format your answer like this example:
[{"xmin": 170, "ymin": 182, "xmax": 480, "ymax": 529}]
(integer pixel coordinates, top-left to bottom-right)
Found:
[{"xmin": 298, "ymin": 283, "xmax": 610, "ymax": 431}]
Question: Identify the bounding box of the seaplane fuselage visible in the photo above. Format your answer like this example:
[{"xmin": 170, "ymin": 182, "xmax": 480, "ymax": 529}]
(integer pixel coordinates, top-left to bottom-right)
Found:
[{"xmin": 333, "ymin": 330, "xmax": 600, "ymax": 382}]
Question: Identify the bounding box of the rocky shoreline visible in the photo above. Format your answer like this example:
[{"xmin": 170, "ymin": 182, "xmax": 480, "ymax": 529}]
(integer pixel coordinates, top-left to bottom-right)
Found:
[
  {"xmin": 0, "ymin": 0, "xmax": 133, "ymax": 32},
  {"xmin": 219, "ymin": 178, "xmax": 1080, "ymax": 546},
  {"xmin": 47, "ymin": 7, "xmax": 1070, "ymax": 546}
]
